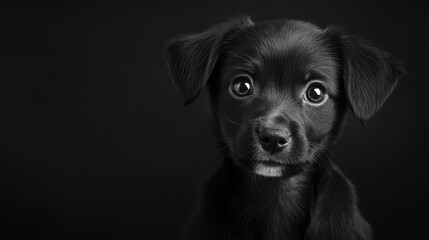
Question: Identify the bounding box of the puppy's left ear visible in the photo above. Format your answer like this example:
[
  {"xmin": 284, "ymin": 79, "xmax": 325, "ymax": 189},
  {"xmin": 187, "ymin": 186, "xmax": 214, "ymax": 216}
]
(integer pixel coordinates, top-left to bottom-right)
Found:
[
  {"xmin": 325, "ymin": 27, "xmax": 406, "ymax": 122},
  {"xmin": 165, "ymin": 17, "xmax": 253, "ymax": 105}
]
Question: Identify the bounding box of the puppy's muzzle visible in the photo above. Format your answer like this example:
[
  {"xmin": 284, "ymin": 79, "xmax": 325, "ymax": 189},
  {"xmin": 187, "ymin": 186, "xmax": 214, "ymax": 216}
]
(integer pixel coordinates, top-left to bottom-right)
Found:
[{"xmin": 257, "ymin": 128, "xmax": 291, "ymax": 154}]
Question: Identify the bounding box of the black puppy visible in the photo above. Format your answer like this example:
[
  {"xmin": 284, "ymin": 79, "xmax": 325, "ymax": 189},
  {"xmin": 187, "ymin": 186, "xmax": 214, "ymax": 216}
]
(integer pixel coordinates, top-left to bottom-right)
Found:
[{"xmin": 166, "ymin": 16, "xmax": 405, "ymax": 240}]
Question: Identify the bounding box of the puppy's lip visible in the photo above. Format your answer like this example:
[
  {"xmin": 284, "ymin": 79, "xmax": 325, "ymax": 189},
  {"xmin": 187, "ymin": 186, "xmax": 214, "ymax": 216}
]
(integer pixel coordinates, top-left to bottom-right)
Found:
[
  {"xmin": 257, "ymin": 160, "xmax": 284, "ymax": 167},
  {"xmin": 253, "ymin": 160, "xmax": 310, "ymax": 178},
  {"xmin": 256, "ymin": 159, "xmax": 310, "ymax": 168}
]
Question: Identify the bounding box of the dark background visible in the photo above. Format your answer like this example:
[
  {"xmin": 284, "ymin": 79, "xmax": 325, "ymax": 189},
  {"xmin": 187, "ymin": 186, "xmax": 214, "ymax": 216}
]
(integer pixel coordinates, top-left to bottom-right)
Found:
[{"xmin": 1, "ymin": 1, "xmax": 427, "ymax": 239}]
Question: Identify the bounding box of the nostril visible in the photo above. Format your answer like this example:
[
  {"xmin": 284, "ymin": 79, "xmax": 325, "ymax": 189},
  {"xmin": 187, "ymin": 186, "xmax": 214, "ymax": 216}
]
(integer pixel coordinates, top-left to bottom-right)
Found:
[
  {"xmin": 278, "ymin": 138, "xmax": 287, "ymax": 146},
  {"xmin": 260, "ymin": 136, "xmax": 270, "ymax": 144}
]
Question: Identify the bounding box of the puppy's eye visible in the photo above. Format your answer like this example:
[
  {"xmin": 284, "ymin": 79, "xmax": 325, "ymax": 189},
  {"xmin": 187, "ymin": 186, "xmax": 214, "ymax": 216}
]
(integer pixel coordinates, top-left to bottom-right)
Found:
[
  {"xmin": 304, "ymin": 82, "xmax": 327, "ymax": 104},
  {"xmin": 231, "ymin": 75, "xmax": 253, "ymax": 97}
]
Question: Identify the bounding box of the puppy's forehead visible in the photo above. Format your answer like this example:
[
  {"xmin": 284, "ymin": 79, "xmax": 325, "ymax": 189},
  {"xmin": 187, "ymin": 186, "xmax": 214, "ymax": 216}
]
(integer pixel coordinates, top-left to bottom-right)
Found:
[
  {"xmin": 252, "ymin": 20, "xmax": 325, "ymax": 54},
  {"xmin": 224, "ymin": 20, "xmax": 339, "ymax": 94}
]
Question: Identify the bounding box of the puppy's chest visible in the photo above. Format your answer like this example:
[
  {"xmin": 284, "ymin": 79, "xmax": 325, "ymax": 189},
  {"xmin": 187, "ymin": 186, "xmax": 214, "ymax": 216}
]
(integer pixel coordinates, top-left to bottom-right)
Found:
[{"xmin": 229, "ymin": 186, "xmax": 309, "ymax": 240}]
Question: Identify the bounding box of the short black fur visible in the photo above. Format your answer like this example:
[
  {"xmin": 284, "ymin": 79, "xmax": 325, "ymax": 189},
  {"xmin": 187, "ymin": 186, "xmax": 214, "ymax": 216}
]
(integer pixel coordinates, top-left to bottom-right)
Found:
[{"xmin": 166, "ymin": 16, "xmax": 405, "ymax": 240}]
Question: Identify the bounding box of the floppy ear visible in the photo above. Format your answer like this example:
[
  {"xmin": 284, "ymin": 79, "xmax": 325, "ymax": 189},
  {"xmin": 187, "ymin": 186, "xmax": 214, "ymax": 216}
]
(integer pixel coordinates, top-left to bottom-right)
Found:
[
  {"xmin": 325, "ymin": 27, "xmax": 406, "ymax": 122},
  {"xmin": 165, "ymin": 17, "xmax": 253, "ymax": 105}
]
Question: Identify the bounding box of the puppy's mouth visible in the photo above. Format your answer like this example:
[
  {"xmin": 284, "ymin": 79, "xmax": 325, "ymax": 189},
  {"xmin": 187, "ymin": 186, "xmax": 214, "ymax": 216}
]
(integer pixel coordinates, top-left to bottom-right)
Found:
[
  {"xmin": 253, "ymin": 160, "xmax": 309, "ymax": 177},
  {"xmin": 233, "ymin": 136, "xmax": 309, "ymax": 177},
  {"xmin": 257, "ymin": 160, "xmax": 285, "ymax": 167},
  {"xmin": 227, "ymin": 117, "xmax": 310, "ymax": 178}
]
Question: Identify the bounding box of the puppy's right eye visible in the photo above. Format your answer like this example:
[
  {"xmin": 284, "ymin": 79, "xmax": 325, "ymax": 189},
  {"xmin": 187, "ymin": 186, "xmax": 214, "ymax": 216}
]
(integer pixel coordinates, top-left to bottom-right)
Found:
[{"xmin": 231, "ymin": 75, "xmax": 253, "ymax": 97}]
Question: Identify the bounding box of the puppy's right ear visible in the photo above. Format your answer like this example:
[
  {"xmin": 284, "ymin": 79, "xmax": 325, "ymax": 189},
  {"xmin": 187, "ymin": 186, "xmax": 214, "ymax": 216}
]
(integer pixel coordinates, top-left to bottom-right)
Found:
[{"xmin": 165, "ymin": 17, "xmax": 253, "ymax": 105}]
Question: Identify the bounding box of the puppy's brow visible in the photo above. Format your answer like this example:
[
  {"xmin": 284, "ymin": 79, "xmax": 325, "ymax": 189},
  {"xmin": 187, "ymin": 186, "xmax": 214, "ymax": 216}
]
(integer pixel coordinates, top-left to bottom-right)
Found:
[
  {"xmin": 305, "ymin": 71, "xmax": 327, "ymax": 82},
  {"xmin": 234, "ymin": 66, "xmax": 253, "ymax": 74},
  {"xmin": 227, "ymin": 52, "xmax": 261, "ymax": 75},
  {"xmin": 228, "ymin": 51, "xmax": 252, "ymax": 63}
]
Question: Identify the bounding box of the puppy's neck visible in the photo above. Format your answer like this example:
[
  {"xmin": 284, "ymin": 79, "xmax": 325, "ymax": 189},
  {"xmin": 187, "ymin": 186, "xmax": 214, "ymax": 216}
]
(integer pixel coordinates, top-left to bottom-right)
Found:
[{"xmin": 206, "ymin": 158, "xmax": 317, "ymax": 239}]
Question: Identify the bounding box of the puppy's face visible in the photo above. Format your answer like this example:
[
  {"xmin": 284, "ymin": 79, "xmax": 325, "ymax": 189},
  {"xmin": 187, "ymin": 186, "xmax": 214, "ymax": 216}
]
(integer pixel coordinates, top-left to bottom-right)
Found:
[
  {"xmin": 166, "ymin": 17, "xmax": 405, "ymax": 178},
  {"xmin": 212, "ymin": 21, "xmax": 343, "ymax": 177}
]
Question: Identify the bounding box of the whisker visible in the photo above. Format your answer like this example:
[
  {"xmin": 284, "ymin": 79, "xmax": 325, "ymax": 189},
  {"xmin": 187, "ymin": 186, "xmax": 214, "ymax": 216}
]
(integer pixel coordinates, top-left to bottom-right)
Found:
[
  {"xmin": 223, "ymin": 118, "xmax": 245, "ymax": 129},
  {"xmin": 309, "ymin": 141, "xmax": 340, "ymax": 162}
]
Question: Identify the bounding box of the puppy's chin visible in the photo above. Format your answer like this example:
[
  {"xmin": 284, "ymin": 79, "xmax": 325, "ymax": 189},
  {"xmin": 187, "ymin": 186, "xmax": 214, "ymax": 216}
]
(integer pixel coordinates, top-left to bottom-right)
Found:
[
  {"xmin": 235, "ymin": 156, "xmax": 309, "ymax": 178},
  {"xmin": 255, "ymin": 161, "xmax": 309, "ymax": 178},
  {"xmin": 254, "ymin": 163, "xmax": 283, "ymax": 177}
]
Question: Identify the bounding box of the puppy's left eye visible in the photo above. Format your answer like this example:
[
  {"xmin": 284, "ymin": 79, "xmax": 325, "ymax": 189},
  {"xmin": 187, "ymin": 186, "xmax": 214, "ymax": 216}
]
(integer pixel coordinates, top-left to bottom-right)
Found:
[
  {"xmin": 231, "ymin": 75, "xmax": 253, "ymax": 97},
  {"xmin": 304, "ymin": 82, "xmax": 327, "ymax": 104}
]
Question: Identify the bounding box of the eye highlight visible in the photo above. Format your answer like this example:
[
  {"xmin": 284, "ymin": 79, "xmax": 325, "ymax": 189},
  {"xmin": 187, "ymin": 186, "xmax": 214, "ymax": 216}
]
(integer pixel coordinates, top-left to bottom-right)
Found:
[
  {"xmin": 231, "ymin": 75, "xmax": 253, "ymax": 97},
  {"xmin": 303, "ymin": 82, "xmax": 328, "ymax": 105}
]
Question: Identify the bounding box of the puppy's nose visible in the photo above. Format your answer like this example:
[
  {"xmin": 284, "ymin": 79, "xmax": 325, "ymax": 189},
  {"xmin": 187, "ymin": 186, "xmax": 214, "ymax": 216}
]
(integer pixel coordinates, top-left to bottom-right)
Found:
[{"xmin": 258, "ymin": 128, "xmax": 290, "ymax": 154}]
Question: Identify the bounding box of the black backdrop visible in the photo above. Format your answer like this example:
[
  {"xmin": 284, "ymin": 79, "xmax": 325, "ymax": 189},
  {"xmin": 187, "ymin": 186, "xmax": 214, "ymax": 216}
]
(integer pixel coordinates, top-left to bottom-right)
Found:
[{"xmin": 1, "ymin": 1, "xmax": 428, "ymax": 239}]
